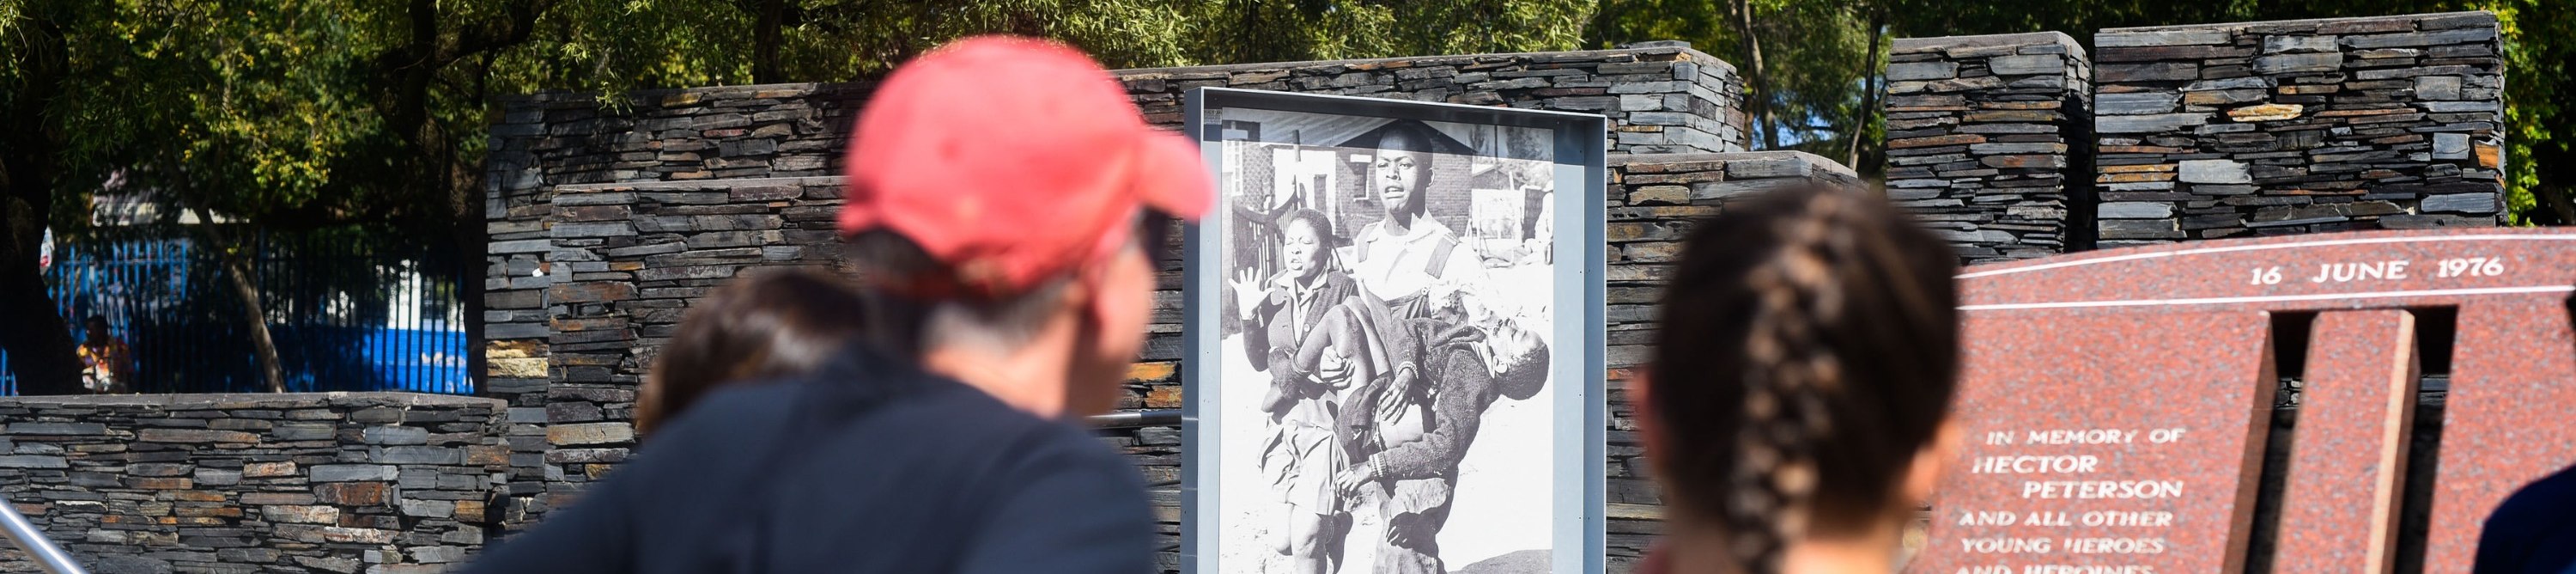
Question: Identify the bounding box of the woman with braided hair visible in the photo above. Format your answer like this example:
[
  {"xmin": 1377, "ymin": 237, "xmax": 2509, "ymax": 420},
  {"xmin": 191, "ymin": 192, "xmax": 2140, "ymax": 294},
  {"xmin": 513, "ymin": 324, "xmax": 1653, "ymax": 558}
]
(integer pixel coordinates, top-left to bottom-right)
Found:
[{"xmin": 1634, "ymin": 186, "xmax": 1965, "ymax": 574}]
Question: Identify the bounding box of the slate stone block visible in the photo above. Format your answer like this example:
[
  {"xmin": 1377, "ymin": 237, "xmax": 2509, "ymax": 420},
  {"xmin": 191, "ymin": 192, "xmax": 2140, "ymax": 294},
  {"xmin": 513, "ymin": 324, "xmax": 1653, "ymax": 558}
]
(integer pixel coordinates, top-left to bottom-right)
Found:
[
  {"xmin": 2341, "ymin": 28, "xmax": 2498, "ymax": 49},
  {"xmin": 2100, "ymin": 202, "xmax": 2178, "ymax": 219},
  {"xmin": 2421, "ymin": 192, "xmax": 2498, "ymax": 214},
  {"xmin": 315, "ymin": 481, "xmax": 390, "ymax": 505},
  {"xmin": 1968, "ymin": 143, "xmax": 2069, "ymax": 155},
  {"xmin": 2183, "ymin": 89, "xmax": 2269, "ymax": 106},
  {"xmin": 372, "ymin": 447, "xmax": 465, "ymax": 466},
  {"xmin": 716, "ymin": 139, "xmax": 776, "ymax": 157},
  {"xmin": 2415, "ymin": 76, "xmax": 2463, "ymax": 100},
  {"xmin": 2418, "ymin": 12, "xmax": 2498, "ymax": 30},
  {"xmin": 2098, "ymin": 29, "xmax": 2231, "ymax": 47},
  {"xmin": 2099, "ymin": 113, "xmax": 2213, "ymax": 133},
  {"xmin": 2179, "ymin": 160, "xmax": 2253, "ymax": 184},
  {"xmin": 2423, "ymin": 101, "xmax": 2498, "ymax": 113},
  {"xmin": 2100, "ymin": 62, "xmax": 2201, "ymax": 82},
  {"xmin": 2099, "ymin": 219, "xmax": 2186, "ymax": 239},
  {"xmin": 2183, "ymin": 77, "xmax": 2273, "ymax": 92},
  {"xmin": 2433, "ymin": 133, "xmax": 2472, "ymax": 160},
  {"xmin": 270, "ymin": 424, "xmax": 335, "ymax": 441},
  {"xmin": 2229, "ymin": 104, "xmax": 2306, "ymax": 121},
  {"xmin": 7, "ymin": 422, "xmax": 108, "ymax": 435},
  {"xmin": 310, "ymin": 464, "xmax": 399, "ymax": 482},
  {"xmin": 361, "ymin": 426, "xmax": 429, "ymax": 445},
  {"xmin": 2263, "ymin": 35, "xmax": 2339, "ymax": 54},
  {"xmin": 2099, "ymin": 92, "xmax": 2182, "ymax": 115},
  {"xmin": 0, "ymin": 455, "xmax": 69, "ymax": 468},
  {"xmin": 243, "ymin": 461, "xmax": 298, "ymax": 478},
  {"xmin": 548, "ymin": 223, "xmax": 636, "ymax": 238},
  {"xmin": 1983, "ymin": 155, "xmax": 2067, "ymax": 169},
  {"xmin": 2254, "ymin": 52, "xmax": 2345, "ymax": 74},
  {"xmin": 1987, "ymin": 55, "xmax": 2063, "ymax": 76},
  {"xmin": 137, "ymin": 429, "xmax": 259, "ymax": 443},
  {"xmin": 547, "ymin": 423, "xmax": 635, "ymax": 446}
]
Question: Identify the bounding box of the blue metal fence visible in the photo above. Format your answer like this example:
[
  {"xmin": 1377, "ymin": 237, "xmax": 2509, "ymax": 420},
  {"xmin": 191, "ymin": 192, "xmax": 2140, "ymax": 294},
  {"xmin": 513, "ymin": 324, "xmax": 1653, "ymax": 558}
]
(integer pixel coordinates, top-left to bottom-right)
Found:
[{"xmin": 1, "ymin": 228, "xmax": 471, "ymax": 395}]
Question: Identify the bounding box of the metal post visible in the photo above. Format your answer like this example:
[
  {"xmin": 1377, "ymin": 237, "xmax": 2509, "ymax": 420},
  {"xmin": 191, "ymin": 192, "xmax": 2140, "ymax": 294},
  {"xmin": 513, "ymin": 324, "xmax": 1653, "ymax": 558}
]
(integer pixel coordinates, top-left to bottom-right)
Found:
[
  {"xmin": 0, "ymin": 495, "xmax": 89, "ymax": 574},
  {"xmin": 1087, "ymin": 409, "xmax": 1184, "ymax": 429}
]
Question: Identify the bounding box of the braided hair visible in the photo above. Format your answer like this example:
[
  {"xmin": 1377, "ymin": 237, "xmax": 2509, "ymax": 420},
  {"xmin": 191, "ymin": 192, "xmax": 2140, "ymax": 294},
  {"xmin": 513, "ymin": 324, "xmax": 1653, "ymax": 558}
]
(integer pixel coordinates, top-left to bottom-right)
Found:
[{"xmin": 1646, "ymin": 186, "xmax": 1959, "ymax": 573}]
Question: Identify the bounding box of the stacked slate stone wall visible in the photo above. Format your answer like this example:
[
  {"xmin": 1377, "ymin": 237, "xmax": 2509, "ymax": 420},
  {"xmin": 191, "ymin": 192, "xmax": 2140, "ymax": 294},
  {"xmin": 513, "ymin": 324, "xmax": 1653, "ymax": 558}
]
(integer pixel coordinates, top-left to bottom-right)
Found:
[
  {"xmin": 479, "ymin": 43, "xmax": 1750, "ymax": 532},
  {"xmin": 482, "ymin": 84, "xmax": 876, "ymax": 506},
  {"xmin": 1115, "ymin": 41, "xmax": 1746, "ymax": 152},
  {"xmin": 515, "ymin": 175, "xmax": 1189, "ymax": 513},
  {"xmin": 483, "ymin": 43, "xmax": 1745, "ymax": 199},
  {"xmin": 2091, "ymin": 12, "xmax": 2505, "ymax": 245},
  {"xmin": 1599, "ymin": 151, "xmax": 1859, "ymax": 569},
  {"xmin": 1883, "ymin": 32, "xmax": 2095, "ymax": 264},
  {"xmin": 0, "ymin": 394, "xmax": 508, "ymax": 574}
]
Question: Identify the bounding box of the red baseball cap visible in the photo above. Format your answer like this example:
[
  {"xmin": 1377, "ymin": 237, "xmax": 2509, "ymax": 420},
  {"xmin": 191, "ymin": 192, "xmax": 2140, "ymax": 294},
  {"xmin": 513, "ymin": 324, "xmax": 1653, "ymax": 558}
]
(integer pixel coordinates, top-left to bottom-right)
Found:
[{"xmin": 838, "ymin": 35, "xmax": 1211, "ymax": 297}]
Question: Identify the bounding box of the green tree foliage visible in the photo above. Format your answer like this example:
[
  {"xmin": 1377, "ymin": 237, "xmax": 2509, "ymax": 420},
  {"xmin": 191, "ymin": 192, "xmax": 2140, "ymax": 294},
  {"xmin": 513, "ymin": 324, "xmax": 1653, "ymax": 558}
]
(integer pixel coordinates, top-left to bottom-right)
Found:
[
  {"xmin": 3, "ymin": 0, "xmax": 552, "ymax": 391},
  {"xmin": 459, "ymin": 0, "xmax": 1595, "ymax": 98},
  {"xmin": 7, "ymin": 0, "xmax": 2555, "ymax": 391},
  {"xmin": 0, "ymin": 0, "xmax": 1595, "ymax": 392},
  {"xmin": 1593, "ymin": 0, "xmax": 1887, "ymax": 167}
]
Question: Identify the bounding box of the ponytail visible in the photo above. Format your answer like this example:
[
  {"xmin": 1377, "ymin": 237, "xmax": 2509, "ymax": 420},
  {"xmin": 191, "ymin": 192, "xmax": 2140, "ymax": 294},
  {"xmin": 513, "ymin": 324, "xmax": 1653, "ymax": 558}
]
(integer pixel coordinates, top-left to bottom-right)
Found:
[{"xmin": 1647, "ymin": 186, "xmax": 1959, "ymax": 573}]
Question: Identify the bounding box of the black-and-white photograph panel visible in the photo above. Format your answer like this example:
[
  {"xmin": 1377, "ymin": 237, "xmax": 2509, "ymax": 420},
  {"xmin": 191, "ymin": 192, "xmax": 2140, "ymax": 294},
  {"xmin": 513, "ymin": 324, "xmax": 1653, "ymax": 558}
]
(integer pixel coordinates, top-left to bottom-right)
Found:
[{"xmin": 1183, "ymin": 88, "xmax": 1607, "ymax": 574}]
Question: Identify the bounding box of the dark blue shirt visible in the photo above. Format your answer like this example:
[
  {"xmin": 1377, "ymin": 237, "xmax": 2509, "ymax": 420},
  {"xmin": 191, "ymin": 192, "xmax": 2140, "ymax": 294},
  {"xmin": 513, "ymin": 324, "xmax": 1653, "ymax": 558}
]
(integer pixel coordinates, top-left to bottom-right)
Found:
[
  {"xmin": 2477, "ymin": 462, "xmax": 2576, "ymax": 574},
  {"xmin": 464, "ymin": 347, "xmax": 1154, "ymax": 574}
]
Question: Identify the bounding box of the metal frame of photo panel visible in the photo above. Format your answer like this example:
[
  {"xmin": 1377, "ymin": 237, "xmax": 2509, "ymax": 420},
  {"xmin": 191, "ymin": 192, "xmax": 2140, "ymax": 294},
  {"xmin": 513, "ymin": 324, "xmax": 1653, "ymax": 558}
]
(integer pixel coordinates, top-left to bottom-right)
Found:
[{"xmin": 1179, "ymin": 87, "xmax": 1609, "ymax": 574}]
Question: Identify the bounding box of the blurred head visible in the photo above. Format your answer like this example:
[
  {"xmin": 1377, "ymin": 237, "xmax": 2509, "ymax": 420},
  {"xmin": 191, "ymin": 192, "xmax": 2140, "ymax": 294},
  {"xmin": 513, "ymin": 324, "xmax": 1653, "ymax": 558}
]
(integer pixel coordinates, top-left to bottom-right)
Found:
[
  {"xmin": 841, "ymin": 215, "xmax": 1170, "ymax": 418},
  {"xmin": 835, "ymin": 36, "xmax": 1209, "ymax": 418},
  {"xmin": 1638, "ymin": 186, "xmax": 1962, "ymax": 572},
  {"xmin": 1374, "ymin": 122, "xmax": 1439, "ymax": 223},
  {"xmin": 1277, "ymin": 208, "xmax": 1336, "ymax": 284},
  {"xmin": 636, "ymin": 269, "xmax": 868, "ymax": 437},
  {"xmin": 83, "ymin": 315, "xmax": 109, "ymax": 345}
]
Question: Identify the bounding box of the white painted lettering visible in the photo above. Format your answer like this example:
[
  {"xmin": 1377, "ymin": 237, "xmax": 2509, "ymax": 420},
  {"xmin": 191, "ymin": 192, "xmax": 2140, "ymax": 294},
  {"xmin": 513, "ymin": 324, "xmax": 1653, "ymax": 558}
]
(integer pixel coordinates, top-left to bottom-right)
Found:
[
  {"xmin": 1961, "ymin": 510, "xmax": 2017, "ymax": 526},
  {"xmin": 1974, "ymin": 455, "xmax": 2100, "ymax": 474},
  {"xmin": 2020, "ymin": 565, "xmax": 2156, "ymax": 574},
  {"xmin": 2079, "ymin": 510, "xmax": 2174, "ymax": 528},
  {"xmin": 2310, "ymin": 260, "xmax": 2411, "ymax": 284},
  {"xmin": 2023, "ymin": 429, "xmax": 2133, "ymax": 445},
  {"xmin": 1962, "ymin": 537, "xmax": 2053, "ymax": 553},
  {"xmin": 2024, "ymin": 511, "xmax": 2070, "ymax": 527},
  {"xmin": 2147, "ymin": 428, "xmax": 2186, "ymax": 443},
  {"xmin": 2020, "ymin": 480, "xmax": 2184, "ymax": 499},
  {"xmin": 2063, "ymin": 537, "xmax": 2169, "ymax": 554}
]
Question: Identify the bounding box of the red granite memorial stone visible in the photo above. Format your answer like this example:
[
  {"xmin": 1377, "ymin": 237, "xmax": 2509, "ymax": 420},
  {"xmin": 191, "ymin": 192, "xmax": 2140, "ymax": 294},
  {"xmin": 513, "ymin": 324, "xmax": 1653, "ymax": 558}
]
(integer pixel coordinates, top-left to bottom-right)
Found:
[
  {"xmin": 1911, "ymin": 228, "xmax": 2576, "ymax": 574},
  {"xmin": 2276, "ymin": 310, "xmax": 2417, "ymax": 573},
  {"xmin": 1929, "ymin": 311, "xmax": 2275, "ymax": 574}
]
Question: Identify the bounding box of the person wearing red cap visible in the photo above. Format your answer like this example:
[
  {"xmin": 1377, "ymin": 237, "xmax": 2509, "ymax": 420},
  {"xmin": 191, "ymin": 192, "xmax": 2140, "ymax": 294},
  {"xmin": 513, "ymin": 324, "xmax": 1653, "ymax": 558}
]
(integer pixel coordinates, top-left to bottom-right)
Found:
[{"xmin": 463, "ymin": 35, "xmax": 1208, "ymax": 574}]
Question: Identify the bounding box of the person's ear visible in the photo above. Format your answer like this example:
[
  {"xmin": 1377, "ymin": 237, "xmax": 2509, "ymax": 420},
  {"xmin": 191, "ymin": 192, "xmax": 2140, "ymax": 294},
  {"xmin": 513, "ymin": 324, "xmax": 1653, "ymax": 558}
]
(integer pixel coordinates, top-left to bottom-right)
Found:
[
  {"xmin": 1901, "ymin": 418, "xmax": 1963, "ymax": 508},
  {"xmin": 1071, "ymin": 260, "xmax": 1109, "ymax": 330},
  {"xmin": 1078, "ymin": 243, "xmax": 1151, "ymax": 336},
  {"xmin": 1628, "ymin": 372, "xmax": 1666, "ymax": 480}
]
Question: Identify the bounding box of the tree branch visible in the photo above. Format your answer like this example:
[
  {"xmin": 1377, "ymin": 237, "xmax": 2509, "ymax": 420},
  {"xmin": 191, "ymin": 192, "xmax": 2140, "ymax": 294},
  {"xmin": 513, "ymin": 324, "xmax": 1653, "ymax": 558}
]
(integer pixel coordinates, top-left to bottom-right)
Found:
[
  {"xmin": 439, "ymin": 0, "xmax": 555, "ymax": 67},
  {"xmin": 1848, "ymin": 7, "xmax": 1885, "ymax": 169}
]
